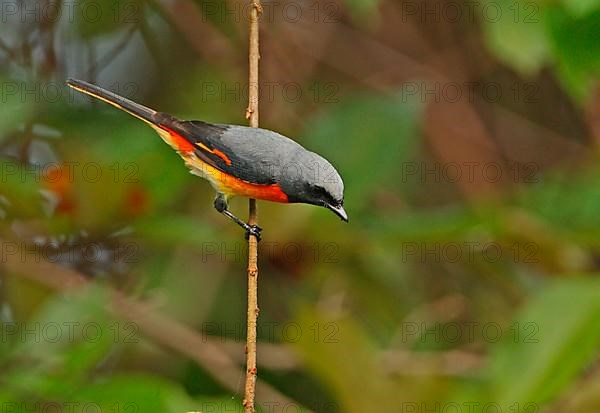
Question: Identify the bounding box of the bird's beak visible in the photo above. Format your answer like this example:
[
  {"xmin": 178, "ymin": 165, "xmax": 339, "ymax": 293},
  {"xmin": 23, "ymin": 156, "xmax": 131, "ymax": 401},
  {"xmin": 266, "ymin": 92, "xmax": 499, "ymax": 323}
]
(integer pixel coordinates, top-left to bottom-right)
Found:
[
  {"xmin": 327, "ymin": 203, "xmax": 348, "ymax": 222},
  {"xmin": 66, "ymin": 78, "xmax": 158, "ymax": 126}
]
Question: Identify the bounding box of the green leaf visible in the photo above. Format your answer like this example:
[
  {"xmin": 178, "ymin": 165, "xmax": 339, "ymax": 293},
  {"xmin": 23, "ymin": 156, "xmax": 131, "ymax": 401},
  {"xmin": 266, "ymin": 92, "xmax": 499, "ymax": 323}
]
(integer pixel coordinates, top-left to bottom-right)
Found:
[
  {"xmin": 344, "ymin": 0, "xmax": 381, "ymax": 21},
  {"xmin": 547, "ymin": 8, "xmax": 600, "ymax": 100},
  {"xmin": 0, "ymin": 161, "xmax": 45, "ymax": 219},
  {"xmin": 489, "ymin": 278, "xmax": 600, "ymax": 407},
  {"xmin": 516, "ymin": 168, "xmax": 600, "ymax": 241},
  {"xmin": 482, "ymin": 0, "xmax": 551, "ymax": 74},
  {"xmin": 134, "ymin": 215, "xmax": 218, "ymax": 247},
  {"xmin": 73, "ymin": 374, "xmax": 202, "ymax": 413},
  {"xmin": 481, "ymin": 0, "xmax": 600, "ymax": 100},
  {"xmin": 561, "ymin": 0, "xmax": 600, "ymax": 17},
  {"xmin": 76, "ymin": 0, "xmax": 143, "ymax": 38},
  {"xmin": 293, "ymin": 306, "xmax": 403, "ymax": 413},
  {"xmin": 4, "ymin": 286, "xmax": 117, "ymax": 396},
  {"xmin": 0, "ymin": 79, "xmax": 35, "ymax": 140},
  {"xmin": 304, "ymin": 91, "xmax": 422, "ymax": 213}
]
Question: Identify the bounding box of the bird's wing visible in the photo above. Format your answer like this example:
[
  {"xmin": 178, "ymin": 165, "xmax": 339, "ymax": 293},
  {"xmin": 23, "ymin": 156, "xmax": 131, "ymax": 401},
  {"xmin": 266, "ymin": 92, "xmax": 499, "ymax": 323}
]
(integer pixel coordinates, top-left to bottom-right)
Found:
[{"xmin": 168, "ymin": 120, "xmax": 292, "ymax": 185}]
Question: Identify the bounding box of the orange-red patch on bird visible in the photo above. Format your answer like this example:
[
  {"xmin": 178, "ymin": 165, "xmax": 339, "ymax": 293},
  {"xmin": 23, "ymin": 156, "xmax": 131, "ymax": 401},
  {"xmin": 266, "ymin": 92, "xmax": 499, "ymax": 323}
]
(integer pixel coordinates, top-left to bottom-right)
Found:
[
  {"xmin": 211, "ymin": 149, "xmax": 232, "ymax": 165},
  {"xmin": 221, "ymin": 175, "xmax": 289, "ymax": 203},
  {"xmin": 184, "ymin": 152, "xmax": 289, "ymax": 203},
  {"xmin": 193, "ymin": 141, "xmax": 232, "ymax": 165},
  {"xmin": 162, "ymin": 126, "xmax": 195, "ymax": 152},
  {"xmin": 161, "ymin": 126, "xmax": 232, "ymax": 165}
]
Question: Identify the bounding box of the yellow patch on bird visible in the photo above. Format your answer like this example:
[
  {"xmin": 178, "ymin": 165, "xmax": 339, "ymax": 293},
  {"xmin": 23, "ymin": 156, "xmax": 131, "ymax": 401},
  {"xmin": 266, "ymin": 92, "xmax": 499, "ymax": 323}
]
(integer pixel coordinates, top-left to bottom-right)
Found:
[
  {"xmin": 195, "ymin": 141, "xmax": 211, "ymax": 151},
  {"xmin": 182, "ymin": 154, "xmax": 288, "ymax": 202}
]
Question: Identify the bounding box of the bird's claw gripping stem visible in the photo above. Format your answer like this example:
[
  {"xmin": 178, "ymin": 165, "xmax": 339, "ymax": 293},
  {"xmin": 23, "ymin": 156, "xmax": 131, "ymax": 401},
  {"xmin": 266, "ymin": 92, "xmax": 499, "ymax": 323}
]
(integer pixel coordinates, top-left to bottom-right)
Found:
[
  {"xmin": 244, "ymin": 224, "xmax": 262, "ymax": 242},
  {"xmin": 215, "ymin": 195, "xmax": 262, "ymax": 241}
]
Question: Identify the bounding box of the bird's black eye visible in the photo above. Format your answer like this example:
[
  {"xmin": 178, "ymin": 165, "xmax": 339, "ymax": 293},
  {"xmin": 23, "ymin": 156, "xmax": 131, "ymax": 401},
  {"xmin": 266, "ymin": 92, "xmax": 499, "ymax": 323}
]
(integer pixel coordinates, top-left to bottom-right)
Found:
[
  {"xmin": 309, "ymin": 184, "xmax": 335, "ymax": 205},
  {"xmin": 310, "ymin": 185, "xmax": 326, "ymax": 197}
]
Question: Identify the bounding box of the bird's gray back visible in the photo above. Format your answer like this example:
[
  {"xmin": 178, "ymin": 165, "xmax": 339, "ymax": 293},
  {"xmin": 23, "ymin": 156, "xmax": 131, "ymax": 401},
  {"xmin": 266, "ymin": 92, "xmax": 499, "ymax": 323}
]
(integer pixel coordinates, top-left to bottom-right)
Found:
[{"xmin": 217, "ymin": 124, "xmax": 305, "ymax": 183}]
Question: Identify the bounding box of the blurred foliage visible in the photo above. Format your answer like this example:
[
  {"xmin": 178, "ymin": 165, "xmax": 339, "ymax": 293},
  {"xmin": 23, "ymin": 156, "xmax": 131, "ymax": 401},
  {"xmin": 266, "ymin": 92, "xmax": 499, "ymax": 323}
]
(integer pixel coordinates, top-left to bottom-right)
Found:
[
  {"xmin": 482, "ymin": 0, "xmax": 600, "ymax": 100},
  {"xmin": 1, "ymin": 0, "xmax": 600, "ymax": 411},
  {"xmin": 305, "ymin": 91, "xmax": 422, "ymax": 213}
]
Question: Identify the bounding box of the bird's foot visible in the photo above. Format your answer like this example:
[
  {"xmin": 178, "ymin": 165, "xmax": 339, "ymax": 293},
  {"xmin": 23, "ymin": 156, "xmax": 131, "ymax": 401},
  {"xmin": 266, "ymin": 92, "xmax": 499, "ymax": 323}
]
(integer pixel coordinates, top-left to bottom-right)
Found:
[{"xmin": 244, "ymin": 224, "xmax": 262, "ymax": 242}]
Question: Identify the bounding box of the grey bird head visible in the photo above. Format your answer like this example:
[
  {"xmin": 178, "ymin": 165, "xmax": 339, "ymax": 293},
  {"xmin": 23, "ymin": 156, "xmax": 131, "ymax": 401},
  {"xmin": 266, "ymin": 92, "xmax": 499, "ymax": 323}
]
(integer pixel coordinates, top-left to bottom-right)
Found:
[{"xmin": 280, "ymin": 150, "xmax": 347, "ymax": 222}]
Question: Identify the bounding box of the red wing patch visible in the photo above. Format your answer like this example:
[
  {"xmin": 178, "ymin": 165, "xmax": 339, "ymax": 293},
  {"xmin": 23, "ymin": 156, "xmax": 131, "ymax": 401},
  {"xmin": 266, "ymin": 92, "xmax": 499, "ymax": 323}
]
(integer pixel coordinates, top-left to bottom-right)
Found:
[
  {"xmin": 162, "ymin": 126, "xmax": 195, "ymax": 152},
  {"xmin": 212, "ymin": 148, "xmax": 232, "ymax": 165}
]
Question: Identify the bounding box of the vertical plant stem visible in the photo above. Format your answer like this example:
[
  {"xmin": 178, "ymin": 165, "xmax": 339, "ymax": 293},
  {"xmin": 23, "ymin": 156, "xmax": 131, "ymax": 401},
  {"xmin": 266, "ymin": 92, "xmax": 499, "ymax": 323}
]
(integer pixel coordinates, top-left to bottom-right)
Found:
[{"xmin": 244, "ymin": 0, "xmax": 262, "ymax": 411}]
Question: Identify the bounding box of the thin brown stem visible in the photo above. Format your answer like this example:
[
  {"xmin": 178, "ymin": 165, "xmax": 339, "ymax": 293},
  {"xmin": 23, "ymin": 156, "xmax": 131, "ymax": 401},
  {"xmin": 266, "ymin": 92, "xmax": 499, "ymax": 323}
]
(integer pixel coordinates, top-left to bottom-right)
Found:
[{"xmin": 243, "ymin": 0, "xmax": 262, "ymax": 411}]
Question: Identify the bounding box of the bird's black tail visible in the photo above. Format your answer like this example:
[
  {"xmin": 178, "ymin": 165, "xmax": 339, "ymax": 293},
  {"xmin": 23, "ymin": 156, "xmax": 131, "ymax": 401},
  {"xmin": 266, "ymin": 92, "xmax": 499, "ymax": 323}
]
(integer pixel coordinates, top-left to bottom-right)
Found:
[{"xmin": 66, "ymin": 78, "xmax": 158, "ymax": 125}]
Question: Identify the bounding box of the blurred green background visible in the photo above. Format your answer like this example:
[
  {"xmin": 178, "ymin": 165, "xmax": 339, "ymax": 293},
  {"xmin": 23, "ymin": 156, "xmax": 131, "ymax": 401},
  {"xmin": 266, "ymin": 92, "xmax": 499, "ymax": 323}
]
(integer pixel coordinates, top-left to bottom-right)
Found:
[{"xmin": 1, "ymin": 0, "xmax": 600, "ymax": 411}]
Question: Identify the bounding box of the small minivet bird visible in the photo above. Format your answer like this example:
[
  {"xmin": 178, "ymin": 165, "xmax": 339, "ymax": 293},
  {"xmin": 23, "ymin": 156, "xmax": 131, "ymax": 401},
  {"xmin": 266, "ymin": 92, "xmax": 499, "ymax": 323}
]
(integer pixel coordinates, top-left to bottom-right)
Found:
[{"xmin": 66, "ymin": 79, "xmax": 347, "ymax": 240}]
